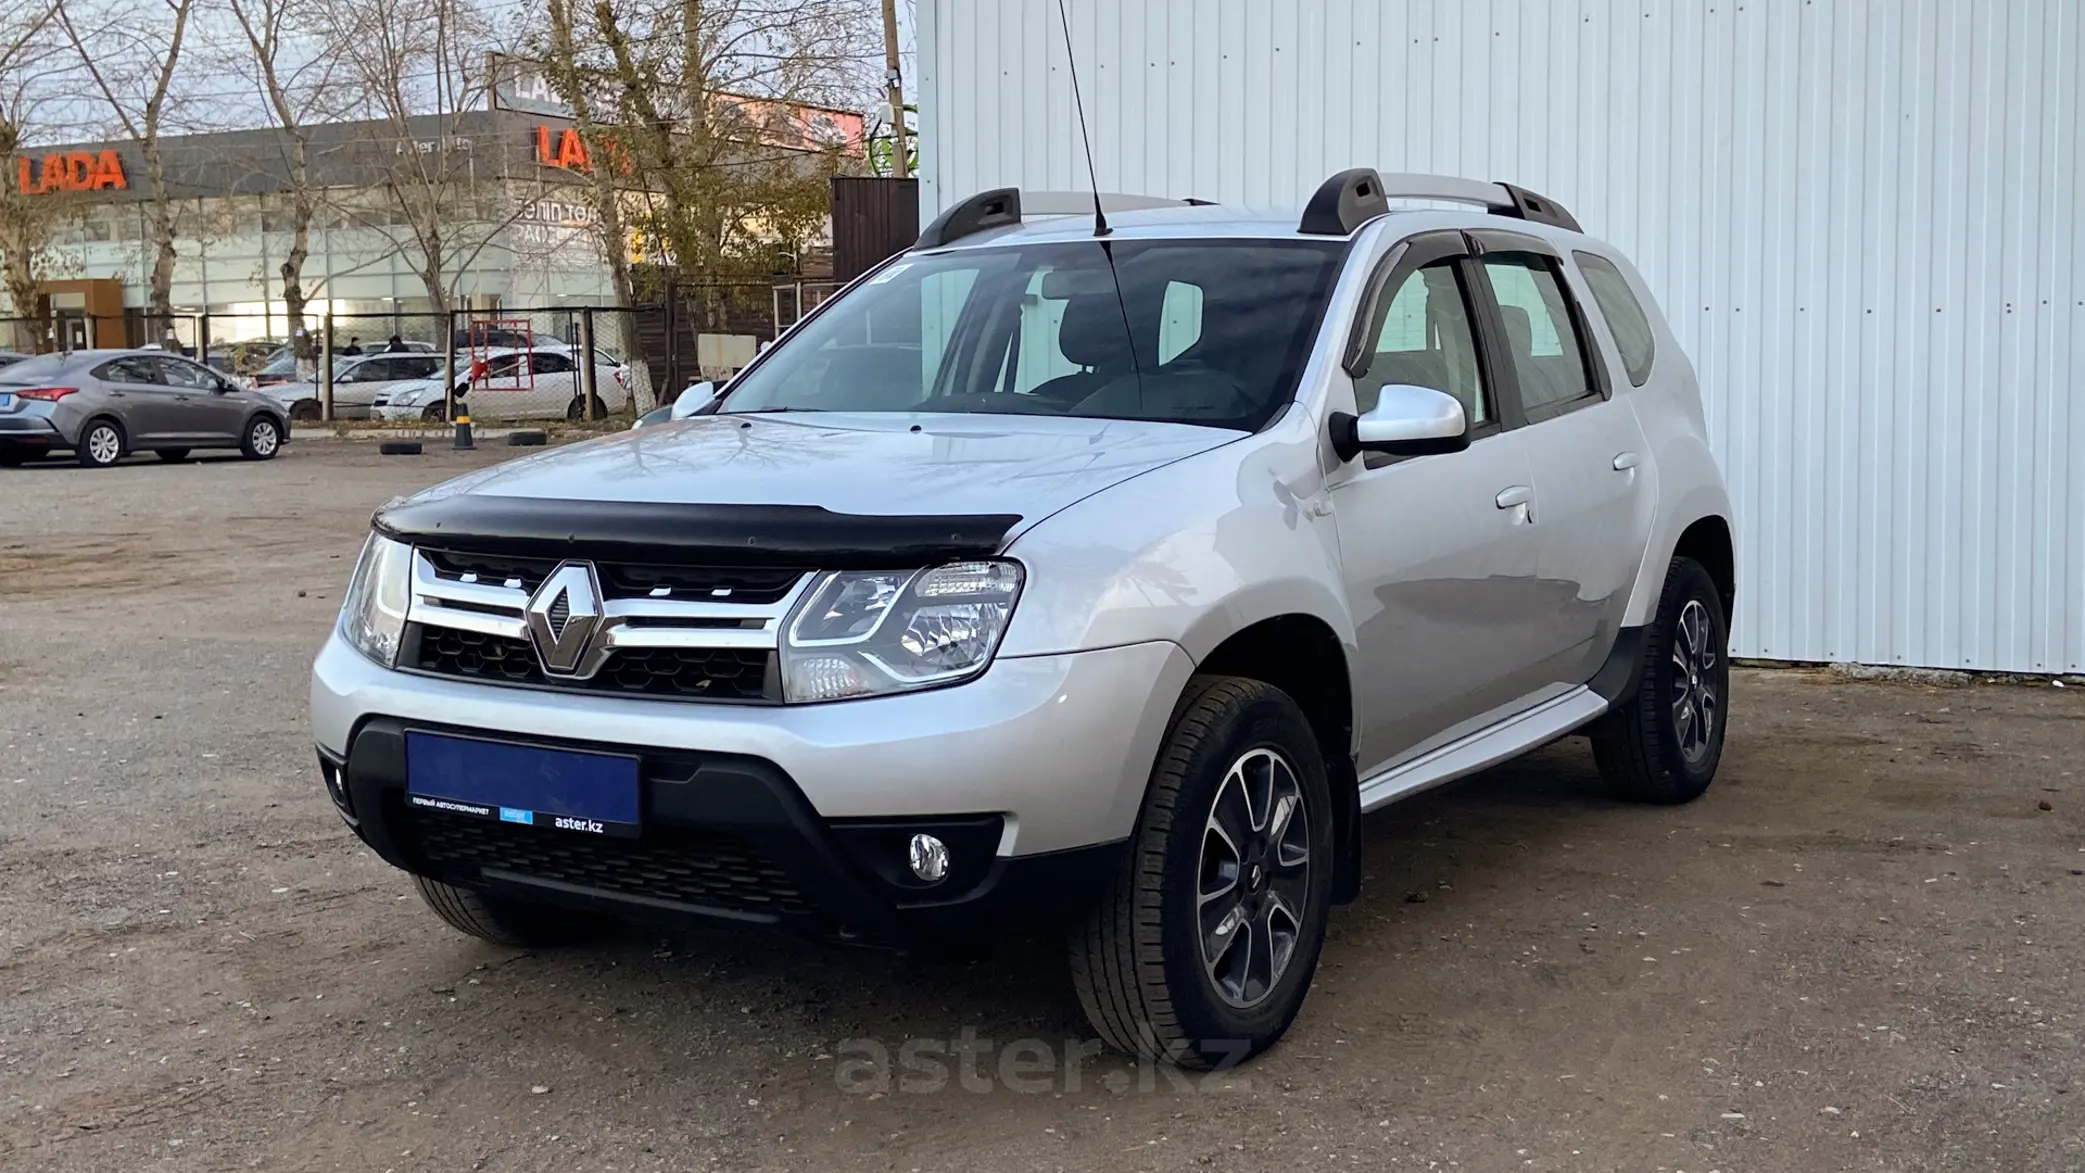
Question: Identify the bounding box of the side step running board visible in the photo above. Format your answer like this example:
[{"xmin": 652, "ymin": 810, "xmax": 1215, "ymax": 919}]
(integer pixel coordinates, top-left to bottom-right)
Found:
[{"xmin": 1356, "ymin": 687, "xmax": 1610, "ymax": 813}]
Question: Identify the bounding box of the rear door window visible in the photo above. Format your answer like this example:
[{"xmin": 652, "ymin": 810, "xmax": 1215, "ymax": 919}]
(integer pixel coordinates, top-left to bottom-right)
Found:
[
  {"xmin": 94, "ymin": 357, "xmax": 164, "ymax": 385},
  {"xmin": 1476, "ymin": 254, "xmax": 1599, "ymax": 416}
]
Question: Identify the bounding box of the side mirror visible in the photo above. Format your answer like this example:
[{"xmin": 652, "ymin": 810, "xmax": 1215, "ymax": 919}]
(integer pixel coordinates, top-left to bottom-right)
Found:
[
  {"xmin": 669, "ymin": 380, "xmax": 718, "ymax": 420},
  {"xmin": 1328, "ymin": 384, "xmax": 1470, "ymax": 462}
]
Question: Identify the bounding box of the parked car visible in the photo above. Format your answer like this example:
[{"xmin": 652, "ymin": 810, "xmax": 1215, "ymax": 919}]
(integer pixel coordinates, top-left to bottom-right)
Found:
[
  {"xmin": 311, "ymin": 171, "xmax": 1734, "ymax": 1069},
  {"xmin": 259, "ymin": 351, "xmax": 452, "ymax": 420},
  {"xmin": 370, "ymin": 348, "xmax": 629, "ymax": 422},
  {"xmin": 0, "ymin": 348, "xmax": 290, "ymax": 467},
  {"xmin": 0, "ymin": 350, "xmax": 31, "ymax": 370}
]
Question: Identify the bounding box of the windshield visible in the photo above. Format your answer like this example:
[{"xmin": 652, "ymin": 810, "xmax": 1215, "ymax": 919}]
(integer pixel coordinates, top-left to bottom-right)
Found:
[{"xmin": 720, "ymin": 239, "xmax": 1348, "ymax": 430}]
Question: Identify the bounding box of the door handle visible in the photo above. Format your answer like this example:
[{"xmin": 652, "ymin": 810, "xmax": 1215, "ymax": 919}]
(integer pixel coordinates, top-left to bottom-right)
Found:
[
  {"xmin": 1495, "ymin": 485, "xmax": 1533, "ymax": 510},
  {"xmin": 1612, "ymin": 451, "xmax": 1641, "ymax": 471}
]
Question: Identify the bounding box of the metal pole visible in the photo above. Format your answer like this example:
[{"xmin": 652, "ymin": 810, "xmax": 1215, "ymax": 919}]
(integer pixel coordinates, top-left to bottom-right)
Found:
[
  {"xmin": 880, "ymin": 0, "xmax": 908, "ymax": 179},
  {"xmin": 579, "ymin": 307, "xmax": 598, "ymax": 421},
  {"xmin": 442, "ymin": 308, "xmax": 458, "ymax": 426},
  {"xmin": 449, "ymin": 309, "xmax": 473, "ymax": 449},
  {"xmin": 320, "ymin": 314, "xmax": 334, "ymax": 423}
]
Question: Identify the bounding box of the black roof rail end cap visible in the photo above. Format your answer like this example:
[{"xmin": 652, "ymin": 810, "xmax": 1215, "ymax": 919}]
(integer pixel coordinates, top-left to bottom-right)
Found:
[
  {"xmin": 1497, "ymin": 183, "xmax": 1583, "ymax": 233},
  {"xmin": 1299, "ymin": 168, "xmax": 1391, "ymax": 236},
  {"xmin": 914, "ymin": 187, "xmax": 1023, "ymax": 249}
]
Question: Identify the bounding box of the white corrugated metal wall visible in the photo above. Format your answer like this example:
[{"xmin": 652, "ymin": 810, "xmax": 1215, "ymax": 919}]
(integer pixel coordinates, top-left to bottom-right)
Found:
[{"xmin": 917, "ymin": 0, "xmax": 2084, "ymax": 674}]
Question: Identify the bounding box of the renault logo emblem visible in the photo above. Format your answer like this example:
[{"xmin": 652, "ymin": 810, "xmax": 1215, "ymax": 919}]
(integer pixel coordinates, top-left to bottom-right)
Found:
[{"xmin": 526, "ymin": 561, "xmax": 606, "ymax": 676}]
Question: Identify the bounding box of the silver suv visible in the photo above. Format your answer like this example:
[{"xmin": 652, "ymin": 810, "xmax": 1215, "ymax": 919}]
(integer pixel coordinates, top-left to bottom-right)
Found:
[{"xmin": 311, "ymin": 171, "xmax": 1734, "ymax": 1068}]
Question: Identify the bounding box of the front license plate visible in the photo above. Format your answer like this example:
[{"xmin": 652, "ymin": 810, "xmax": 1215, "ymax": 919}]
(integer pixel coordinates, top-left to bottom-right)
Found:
[{"xmin": 405, "ymin": 732, "xmax": 640, "ymax": 838}]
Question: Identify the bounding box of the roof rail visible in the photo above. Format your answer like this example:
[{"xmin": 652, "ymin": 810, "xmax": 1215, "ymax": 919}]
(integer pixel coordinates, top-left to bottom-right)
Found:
[
  {"xmin": 914, "ymin": 189, "xmax": 1210, "ymax": 249},
  {"xmin": 1297, "ymin": 170, "xmax": 1583, "ymax": 235}
]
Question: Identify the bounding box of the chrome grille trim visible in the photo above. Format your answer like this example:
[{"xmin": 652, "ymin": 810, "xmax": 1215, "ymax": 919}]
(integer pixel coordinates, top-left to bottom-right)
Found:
[{"xmin": 405, "ymin": 549, "xmax": 811, "ymax": 656}]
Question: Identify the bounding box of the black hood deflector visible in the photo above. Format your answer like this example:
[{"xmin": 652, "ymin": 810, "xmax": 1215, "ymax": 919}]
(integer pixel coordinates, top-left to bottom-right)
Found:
[{"xmin": 374, "ymin": 495, "xmax": 1022, "ymax": 569}]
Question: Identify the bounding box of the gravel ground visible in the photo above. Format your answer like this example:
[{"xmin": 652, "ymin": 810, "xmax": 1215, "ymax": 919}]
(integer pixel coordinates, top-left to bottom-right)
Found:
[{"xmin": 2, "ymin": 441, "xmax": 2082, "ymax": 1172}]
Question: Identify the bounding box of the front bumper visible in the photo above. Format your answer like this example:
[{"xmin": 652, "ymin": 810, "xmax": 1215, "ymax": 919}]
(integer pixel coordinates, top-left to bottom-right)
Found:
[{"xmin": 311, "ymin": 633, "xmax": 1195, "ymax": 942}]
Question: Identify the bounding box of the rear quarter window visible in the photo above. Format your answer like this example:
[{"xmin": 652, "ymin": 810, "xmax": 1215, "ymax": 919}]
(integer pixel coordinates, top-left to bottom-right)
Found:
[{"xmin": 1573, "ymin": 251, "xmax": 1657, "ymax": 386}]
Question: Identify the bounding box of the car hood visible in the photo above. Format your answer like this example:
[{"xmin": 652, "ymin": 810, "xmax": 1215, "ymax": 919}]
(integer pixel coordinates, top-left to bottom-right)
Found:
[{"xmin": 400, "ymin": 412, "xmax": 1242, "ymax": 523}]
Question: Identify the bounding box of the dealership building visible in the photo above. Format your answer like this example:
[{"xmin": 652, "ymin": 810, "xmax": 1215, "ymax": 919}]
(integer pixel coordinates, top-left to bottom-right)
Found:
[
  {"xmin": 916, "ymin": 0, "xmax": 2082, "ymax": 675},
  {"xmin": 4, "ymin": 108, "xmax": 630, "ymax": 350},
  {"xmin": 4, "ymin": 66, "xmax": 866, "ymax": 352}
]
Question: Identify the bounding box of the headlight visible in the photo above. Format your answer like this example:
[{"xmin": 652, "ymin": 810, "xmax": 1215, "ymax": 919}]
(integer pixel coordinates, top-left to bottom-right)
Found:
[
  {"xmin": 390, "ymin": 386, "xmax": 431, "ymax": 406},
  {"xmin": 339, "ymin": 534, "xmax": 411, "ymax": 666},
  {"xmin": 780, "ymin": 561, "xmax": 1023, "ymax": 702}
]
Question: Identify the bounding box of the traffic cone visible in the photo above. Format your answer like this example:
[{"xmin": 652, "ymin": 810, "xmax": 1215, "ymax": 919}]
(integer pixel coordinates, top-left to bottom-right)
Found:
[{"xmin": 453, "ymin": 409, "xmax": 473, "ymax": 450}]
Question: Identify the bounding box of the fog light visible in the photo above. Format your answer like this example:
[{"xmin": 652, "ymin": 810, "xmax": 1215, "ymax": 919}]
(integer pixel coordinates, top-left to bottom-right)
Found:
[{"xmin": 908, "ymin": 833, "xmax": 950, "ymax": 883}]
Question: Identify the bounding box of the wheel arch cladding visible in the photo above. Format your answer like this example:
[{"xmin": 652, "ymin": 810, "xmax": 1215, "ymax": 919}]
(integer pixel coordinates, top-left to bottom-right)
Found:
[
  {"xmin": 1673, "ymin": 514, "xmax": 1736, "ymax": 619},
  {"xmin": 1194, "ymin": 614, "xmax": 1362, "ymax": 904}
]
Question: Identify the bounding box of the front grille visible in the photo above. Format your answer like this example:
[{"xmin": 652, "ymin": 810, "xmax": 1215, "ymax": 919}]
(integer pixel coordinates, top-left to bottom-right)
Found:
[
  {"xmin": 421, "ymin": 549, "xmax": 558, "ymax": 593},
  {"xmin": 408, "ymin": 809, "xmax": 815, "ymax": 920},
  {"xmin": 411, "ymin": 625, "xmax": 774, "ymax": 701}
]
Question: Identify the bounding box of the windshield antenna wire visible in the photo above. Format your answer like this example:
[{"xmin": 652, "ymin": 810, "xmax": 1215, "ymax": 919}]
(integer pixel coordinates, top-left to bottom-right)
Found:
[{"xmin": 1054, "ymin": 0, "xmax": 1144, "ymax": 411}]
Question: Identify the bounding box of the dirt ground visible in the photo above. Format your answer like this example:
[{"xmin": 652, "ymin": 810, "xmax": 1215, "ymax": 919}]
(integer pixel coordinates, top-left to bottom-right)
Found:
[{"xmin": 2, "ymin": 441, "xmax": 2082, "ymax": 1173}]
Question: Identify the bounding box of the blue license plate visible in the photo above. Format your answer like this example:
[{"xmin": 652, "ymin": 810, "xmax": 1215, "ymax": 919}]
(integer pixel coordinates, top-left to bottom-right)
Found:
[
  {"xmin": 0, "ymin": 393, "xmax": 12, "ymax": 408},
  {"xmin": 405, "ymin": 732, "xmax": 640, "ymax": 837}
]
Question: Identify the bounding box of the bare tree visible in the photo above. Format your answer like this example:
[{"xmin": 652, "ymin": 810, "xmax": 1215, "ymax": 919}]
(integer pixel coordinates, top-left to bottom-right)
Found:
[
  {"xmin": 0, "ymin": 0, "xmax": 70, "ymax": 343},
  {"xmin": 557, "ymin": 0, "xmax": 876, "ymax": 292},
  {"xmin": 221, "ymin": 0, "xmax": 340, "ymax": 353},
  {"xmin": 54, "ymin": 0, "xmax": 197, "ymax": 320},
  {"xmin": 541, "ymin": 0, "xmax": 633, "ymax": 305},
  {"xmin": 319, "ymin": 0, "xmax": 528, "ymax": 314}
]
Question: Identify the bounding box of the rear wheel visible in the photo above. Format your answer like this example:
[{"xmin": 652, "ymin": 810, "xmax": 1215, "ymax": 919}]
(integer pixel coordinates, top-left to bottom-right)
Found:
[
  {"xmin": 1592, "ymin": 556, "xmax": 1729, "ymax": 803},
  {"xmin": 565, "ymin": 393, "xmax": 611, "ymax": 421},
  {"xmin": 155, "ymin": 448, "xmax": 191, "ymax": 463},
  {"xmin": 76, "ymin": 419, "xmax": 124, "ymax": 468},
  {"xmin": 412, "ymin": 875, "xmax": 610, "ymax": 947},
  {"xmin": 1069, "ymin": 676, "xmax": 1334, "ymax": 1069},
  {"xmin": 241, "ymin": 415, "xmax": 282, "ymax": 460}
]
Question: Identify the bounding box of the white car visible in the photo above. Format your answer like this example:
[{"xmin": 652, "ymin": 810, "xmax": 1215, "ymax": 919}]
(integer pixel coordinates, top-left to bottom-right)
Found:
[
  {"xmin": 261, "ymin": 351, "xmax": 450, "ymax": 421},
  {"xmin": 371, "ymin": 348, "xmax": 629, "ymax": 422},
  {"xmin": 314, "ymin": 170, "xmax": 1733, "ymax": 1069}
]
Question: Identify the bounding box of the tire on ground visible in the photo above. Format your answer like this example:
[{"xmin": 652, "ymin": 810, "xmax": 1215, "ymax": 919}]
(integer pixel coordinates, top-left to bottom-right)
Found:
[
  {"xmin": 1592, "ymin": 555, "xmax": 1729, "ymax": 804},
  {"xmin": 240, "ymin": 415, "xmax": 283, "ymax": 460},
  {"xmin": 411, "ymin": 875, "xmax": 610, "ymax": 947},
  {"xmin": 76, "ymin": 417, "xmax": 125, "ymax": 468},
  {"xmin": 508, "ymin": 429, "xmax": 548, "ymax": 447},
  {"xmin": 1069, "ymin": 675, "xmax": 1335, "ymax": 1070}
]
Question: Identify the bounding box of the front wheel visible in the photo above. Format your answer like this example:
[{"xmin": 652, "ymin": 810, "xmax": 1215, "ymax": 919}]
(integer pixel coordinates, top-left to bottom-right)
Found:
[
  {"xmin": 412, "ymin": 875, "xmax": 610, "ymax": 947},
  {"xmin": 288, "ymin": 399, "xmax": 322, "ymax": 422},
  {"xmin": 1069, "ymin": 676, "xmax": 1334, "ymax": 1069},
  {"xmin": 240, "ymin": 415, "xmax": 282, "ymax": 460},
  {"xmin": 1592, "ymin": 556, "xmax": 1730, "ymax": 803}
]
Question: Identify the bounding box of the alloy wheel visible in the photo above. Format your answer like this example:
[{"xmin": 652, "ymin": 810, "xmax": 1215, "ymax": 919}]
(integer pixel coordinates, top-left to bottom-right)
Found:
[
  {"xmin": 86, "ymin": 425, "xmax": 121, "ymax": 465},
  {"xmin": 1197, "ymin": 747, "xmax": 1311, "ymax": 1009},
  {"xmin": 1670, "ymin": 598, "xmax": 1719, "ymax": 763},
  {"xmin": 251, "ymin": 420, "xmax": 279, "ymax": 456}
]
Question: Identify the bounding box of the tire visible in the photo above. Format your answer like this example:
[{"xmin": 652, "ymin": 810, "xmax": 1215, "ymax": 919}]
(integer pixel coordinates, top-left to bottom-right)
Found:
[
  {"xmin": 508, "ymin": 429, "xmax": 548, "ymax": 447},
  {"xmin": 0, "ymin": 445, "xmax": 25, "ymax": 468},
  {"xmin": 1069, "ymin": 676, "xmax": 1335, "ymax": 1069},
  {"xmin": 421, "ymin": 402, "xmax": 449, "ymax": 422},
  {"xmin": 565, "ymin": 394, "xmax": 612, "ymax": 421},
  {"xmin": 379, "ymin": 440, "xmax": 423, "ymax": 456},
  {"xmin": 289, "ymin": 399, "xmax": 322, "ymax": 422},
  {"xmin": 411, "ymin": 875, "xmax": 609, "ymax": 948},
  {"xmin": 240, "ymin": 414, "xmax": 282, "ymax": 460},
  {"xmin": 1592, "ymin": 556, "xmax": 1730, "ymax": 804},
  {"xmin": 76, "ymin": 418, "xmax": 125, "ymax": 468},
  {"xmin": 155, "ymin": 448, "xmax": 191, "ymax": 463}
]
